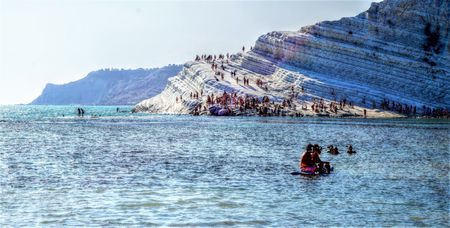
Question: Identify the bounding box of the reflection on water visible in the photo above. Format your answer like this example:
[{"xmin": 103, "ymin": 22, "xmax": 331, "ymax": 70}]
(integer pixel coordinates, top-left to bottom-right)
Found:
[{"xmin": 0, "ymin": 105, "xmax": 449, "ymax": 226}]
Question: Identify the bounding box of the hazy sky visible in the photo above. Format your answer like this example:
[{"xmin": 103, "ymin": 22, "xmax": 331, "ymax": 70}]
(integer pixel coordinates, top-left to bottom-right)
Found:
[{"xmin": 0, "ymin": 0, "xmax": 379, "ymax": 104}]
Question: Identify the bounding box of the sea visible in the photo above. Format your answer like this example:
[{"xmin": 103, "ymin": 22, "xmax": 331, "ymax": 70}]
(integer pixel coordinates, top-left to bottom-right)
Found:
[{"xmin": 0, "ymin": 105, "xmax": 449, "ymax": 226}]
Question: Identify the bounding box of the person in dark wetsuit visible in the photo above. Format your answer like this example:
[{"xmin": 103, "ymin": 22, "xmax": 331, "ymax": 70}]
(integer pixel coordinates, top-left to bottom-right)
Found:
[
  {"xmin": 347, "ymin": 144, "xmax": 356, "ymax": 154},
  {"xmin": 313, "ymin": 144, "xmax": 322, "ymax": 154},
  {"xmin": 311, "ymin": 145, "xmax": 323, "ymax": 170}
]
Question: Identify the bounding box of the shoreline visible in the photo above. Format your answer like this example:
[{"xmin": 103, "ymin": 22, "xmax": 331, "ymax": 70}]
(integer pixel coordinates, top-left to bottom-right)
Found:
[
  {"xmin": 136, "ymin": 109, "xmax": 450, "ymax": 120},
  {"xmin": 135, "ymin": 56, "xmax": 449, "ymax": 119}
]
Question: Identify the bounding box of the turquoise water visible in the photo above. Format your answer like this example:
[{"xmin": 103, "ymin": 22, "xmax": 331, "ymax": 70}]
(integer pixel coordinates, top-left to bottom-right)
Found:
[{"xmin": 1, "ymin": 105, "xmax": 449, "ymax": 226}]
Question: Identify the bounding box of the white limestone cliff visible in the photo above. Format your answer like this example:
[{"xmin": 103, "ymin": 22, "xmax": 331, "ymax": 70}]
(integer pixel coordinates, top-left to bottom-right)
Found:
[{"xmin": 136, "ymin": 0, "xmax": 449, "ymax": 117}]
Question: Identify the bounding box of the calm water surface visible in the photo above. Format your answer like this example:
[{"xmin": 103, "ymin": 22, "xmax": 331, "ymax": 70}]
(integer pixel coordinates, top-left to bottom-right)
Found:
[{"xmin": 1, "ymin": 105, "xmax": 449, "ymax": 226}]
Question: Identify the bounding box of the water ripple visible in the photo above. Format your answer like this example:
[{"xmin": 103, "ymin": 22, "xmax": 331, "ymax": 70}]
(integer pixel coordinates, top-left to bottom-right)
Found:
[{"xmin": 0, "ymin": 105, "xmax": 449, "ymax": 226}]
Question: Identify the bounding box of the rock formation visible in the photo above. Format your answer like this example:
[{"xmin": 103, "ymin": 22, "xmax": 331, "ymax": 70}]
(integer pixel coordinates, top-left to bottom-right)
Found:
[
  {"xmin": 31, "ymin": 65, "xmax": 182, "ymax": 105},
  {"xmin": 136, "ymin": 0, "xmax": 449, "ymax": 117}
]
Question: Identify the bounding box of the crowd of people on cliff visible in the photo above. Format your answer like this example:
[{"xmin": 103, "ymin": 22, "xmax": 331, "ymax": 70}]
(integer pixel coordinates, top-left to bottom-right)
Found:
[
  {"xmin": 194, "ymin": 45, "xmax": 250, "ymax": 65},
  {"xmin": 189, "ymin": 49, "xmax": 449, "ymax": 119},
  {"xmin": 177, "ymin": 85, "xmax": 449, "ymax": 118},
  {"xmin": 178, "ymin": 85, "xmax": 370, "ymax": 117},
  {"xmin": 377, "ymin": 98, "xmax": 449, "ymax": 118},
  {"xmin": 182, "ymin": 90, "xmax": 290, "ymax": 116},
  {"xmin": 191, "ymin": 90, "xmax": 308, "ymax": 116},
  {"xmin": 379, "ymin": 98, "xmax": 417, "ymax": 115},
  {"xmin": 420, "ymin": 107, "xmax": 449, "ymax": 118},
  {"xmin": 189, "ymin": 49, "xmax": 366, "ymax": 117}
]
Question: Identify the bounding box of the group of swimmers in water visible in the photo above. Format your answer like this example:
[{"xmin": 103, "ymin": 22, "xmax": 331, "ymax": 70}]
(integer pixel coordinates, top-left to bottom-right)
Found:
[
  {"xmin": 299, "ymin": 144, "xmax": 356, "ymax": 174},
  {"xmin": 75, "ymin": 108, "xmax": 101, "ymax": 118},
  {"xmin": 77, "ymin": 108, "xmax": 85, "ymax": 117},
  {"xmin": 72, "ymin": 107, "xmax": 128, "ymax": 118},
  {"xmin": 326, "ymin": 144, "xmax": 356, "ymax": 155}
]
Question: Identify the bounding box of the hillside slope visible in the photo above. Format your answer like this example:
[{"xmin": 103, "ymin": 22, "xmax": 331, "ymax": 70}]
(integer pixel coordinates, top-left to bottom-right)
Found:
[{"xmin": 31, "ymin": 65, "xmax": 182, "ymax": 105}]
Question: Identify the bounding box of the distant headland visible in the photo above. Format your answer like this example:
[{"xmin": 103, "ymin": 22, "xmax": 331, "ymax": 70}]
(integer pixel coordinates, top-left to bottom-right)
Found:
[{"xmin": 31, "ymin": 65, "xmax": 182, "ymax": 105}]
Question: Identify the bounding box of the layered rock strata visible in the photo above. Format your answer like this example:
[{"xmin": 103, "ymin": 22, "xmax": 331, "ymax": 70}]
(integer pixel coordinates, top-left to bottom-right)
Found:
[{"xmin": 136, "ymin": 0, "xmax": 449, "ymax": 117}]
